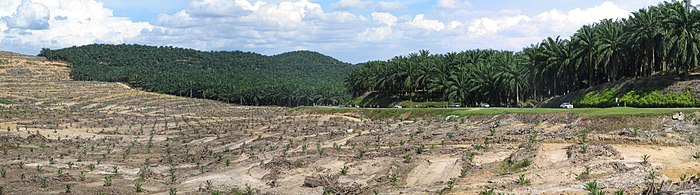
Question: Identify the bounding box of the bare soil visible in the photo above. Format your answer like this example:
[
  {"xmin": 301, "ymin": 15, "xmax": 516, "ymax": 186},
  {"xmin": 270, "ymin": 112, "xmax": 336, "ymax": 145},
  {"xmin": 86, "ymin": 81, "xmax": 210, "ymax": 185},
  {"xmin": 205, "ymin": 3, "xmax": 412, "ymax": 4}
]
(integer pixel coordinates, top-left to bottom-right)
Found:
[{"xmin": 1, "ymin": 57, "xmax": 700, "ymax": 194}]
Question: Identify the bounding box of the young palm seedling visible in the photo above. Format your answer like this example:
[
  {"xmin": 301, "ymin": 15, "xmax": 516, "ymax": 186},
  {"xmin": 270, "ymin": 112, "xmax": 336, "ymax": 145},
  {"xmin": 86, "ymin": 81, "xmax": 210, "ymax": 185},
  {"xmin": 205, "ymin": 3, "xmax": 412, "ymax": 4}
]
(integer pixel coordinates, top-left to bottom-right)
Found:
[
  {"xmin": 103, "ymin": 176, "xmax": 112, "ymax": 187},
  {"xmin": 517, "ymin": 174, "xmax": 531, "ymax": 185},
  {"xmin": 169, "ymin": 168, "xmax": 177, "ymax": 183},
  {"xmin": 577, "ymin": 165, "xmax": 592, "ymax": 180},
  {"xmin": 647, "ymin": 170, "xmax": 657, "ymax": 180},
  {"xmin": 614, "ymin": 189, "xmax": 625, "ymax": 195},
  {"xmin": 206, "ymin": 180, "xmax": 214, "ymax": 191},
  {"xmin": 642, "ymin": 154, "xmax": 650, "ymax": 165},
  {"xmin": 459, "ymin": 167, "xmax": 468, "ymax": 178},
  {"xmin": 79, "ymin": 172, "xmax": 85, "ymax": 181},
  {"xmin": 584, "ymin": 181, "xmax": 603, "ymax": 195},
  {"xmin": 403, "ymin": 154, "xmax": 412, "ymax": 163},
  {"xmin": 135, "ymin": 182, "xmax": 143, "ymax": 192},
  {"xmin": 340, "ymin": 165, "xmax": 349, "ymax": 175},
  {"xmin": 40, "ymin": 178, "xmax": 48, "ymax": 188}
]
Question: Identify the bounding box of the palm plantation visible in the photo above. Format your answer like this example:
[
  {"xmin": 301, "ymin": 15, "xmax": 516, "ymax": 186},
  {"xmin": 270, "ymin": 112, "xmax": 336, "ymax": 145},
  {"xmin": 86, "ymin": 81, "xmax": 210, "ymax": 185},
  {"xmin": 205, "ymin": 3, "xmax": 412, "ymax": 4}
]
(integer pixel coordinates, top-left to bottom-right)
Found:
[{"xmin": 347, "ymin": 1, "xmax": 700, "ymax": 107}]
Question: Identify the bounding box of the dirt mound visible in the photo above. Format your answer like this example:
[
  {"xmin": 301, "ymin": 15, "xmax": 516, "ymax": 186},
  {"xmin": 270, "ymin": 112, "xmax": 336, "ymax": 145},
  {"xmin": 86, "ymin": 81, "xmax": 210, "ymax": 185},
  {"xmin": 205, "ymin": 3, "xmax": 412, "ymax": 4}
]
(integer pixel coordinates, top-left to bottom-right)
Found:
[
  {"xmin": 566, "ymin": 142, "xmax": 622, "ymax": 163},
  {"xmin": 508, "ymin": 144, "xmax": 539, "ymax": 163},
  {"xmin": 26, "ymin": 133, "xmax": 49, "ymax": 142},
  {"xmin": 303, "ymin": 174, "xmax": 367, "ymax": 194},
  {"xmin": 1, "ymin": 135, "xmax": 22, "ymax": 143},
  {"xmin": 264, "ymin": 158, "xmax": 294, "ymax": 170},
  {"xmin": 55, "ymin": 173, "xmax": 76, "ymax": 182}
]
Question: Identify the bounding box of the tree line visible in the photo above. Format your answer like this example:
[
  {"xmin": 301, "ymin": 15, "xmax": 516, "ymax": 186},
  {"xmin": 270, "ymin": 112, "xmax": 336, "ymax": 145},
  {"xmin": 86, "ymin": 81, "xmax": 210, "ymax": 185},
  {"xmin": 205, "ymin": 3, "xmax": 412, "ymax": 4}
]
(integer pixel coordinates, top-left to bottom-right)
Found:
[
  {"xmin": 40, "ymin": 44, "xmax": 354, "ymax": 106},
  {"xmin": 347, "ymin": 1, "xmax": 700, "ymax": 107}
]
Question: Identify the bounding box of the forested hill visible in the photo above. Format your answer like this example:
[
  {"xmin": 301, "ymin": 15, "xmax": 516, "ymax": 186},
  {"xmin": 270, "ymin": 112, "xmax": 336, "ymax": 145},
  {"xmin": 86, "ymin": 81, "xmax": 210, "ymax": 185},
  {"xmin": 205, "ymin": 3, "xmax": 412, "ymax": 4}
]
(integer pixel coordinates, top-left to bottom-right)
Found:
[{"xmin": 39, "ymin": 44, "xmax": 354, "ymax": 106}]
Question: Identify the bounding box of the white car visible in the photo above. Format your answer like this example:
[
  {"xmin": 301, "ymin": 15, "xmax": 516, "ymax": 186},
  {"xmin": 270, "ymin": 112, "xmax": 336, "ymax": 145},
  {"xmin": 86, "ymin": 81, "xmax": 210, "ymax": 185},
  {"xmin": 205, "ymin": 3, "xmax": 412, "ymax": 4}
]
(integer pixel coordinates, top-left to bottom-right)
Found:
[
  {"xmin": 480, "ymin": 103, "xmax": 490, "ymax": 108},
  {"xmin": 560, "ymin": 103, "xmax": 574, "ymax": 109},
  {"xmin": 393, "ymin": 105, "xmax": 403, "ymax": 108}
]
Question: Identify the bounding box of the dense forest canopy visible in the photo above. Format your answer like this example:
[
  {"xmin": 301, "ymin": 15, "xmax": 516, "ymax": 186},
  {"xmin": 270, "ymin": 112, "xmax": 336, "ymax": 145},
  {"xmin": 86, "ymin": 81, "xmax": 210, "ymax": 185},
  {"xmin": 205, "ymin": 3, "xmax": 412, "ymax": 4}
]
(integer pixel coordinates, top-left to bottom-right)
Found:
[
  {"xmin": 347, "ymin": 1, "xmax": 700, "ymax": 107},
  {"xmin": 40, "ymin": 44, "xmax": 354, "ymax": 106}
]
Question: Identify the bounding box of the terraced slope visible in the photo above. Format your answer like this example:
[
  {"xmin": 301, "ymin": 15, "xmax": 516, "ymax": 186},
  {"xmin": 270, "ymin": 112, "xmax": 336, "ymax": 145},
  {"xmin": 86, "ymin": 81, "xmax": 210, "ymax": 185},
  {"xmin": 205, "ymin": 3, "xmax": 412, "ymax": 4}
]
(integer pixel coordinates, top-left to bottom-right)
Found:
[{"xmin": 1, "ymin": 55, "xmax": 700, "ymax": 194}]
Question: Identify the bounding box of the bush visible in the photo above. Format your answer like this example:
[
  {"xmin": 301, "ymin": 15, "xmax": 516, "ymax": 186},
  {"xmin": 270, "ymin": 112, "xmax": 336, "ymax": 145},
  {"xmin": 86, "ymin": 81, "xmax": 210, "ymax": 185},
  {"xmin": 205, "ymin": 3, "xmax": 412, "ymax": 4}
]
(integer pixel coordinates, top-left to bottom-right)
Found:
[
  {"xmin": 572, "ymin": 87, "xmax": 700, "ymax": 108},
  {"xmin": 573, "ymin": 88, "xmax": 619, "ymax": 107},
  {"xmin": 621, "ymin": 90, "xmax": 699, "ymax": 107}
]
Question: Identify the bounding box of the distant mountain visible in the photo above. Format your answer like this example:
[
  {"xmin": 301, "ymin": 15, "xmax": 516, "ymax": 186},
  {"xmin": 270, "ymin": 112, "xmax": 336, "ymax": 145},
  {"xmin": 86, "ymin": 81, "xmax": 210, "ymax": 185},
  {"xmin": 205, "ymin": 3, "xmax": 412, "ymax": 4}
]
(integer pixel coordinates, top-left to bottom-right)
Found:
[{"xmin": 40, "ymin": 44, "xmax": 355, "ymax": 106}]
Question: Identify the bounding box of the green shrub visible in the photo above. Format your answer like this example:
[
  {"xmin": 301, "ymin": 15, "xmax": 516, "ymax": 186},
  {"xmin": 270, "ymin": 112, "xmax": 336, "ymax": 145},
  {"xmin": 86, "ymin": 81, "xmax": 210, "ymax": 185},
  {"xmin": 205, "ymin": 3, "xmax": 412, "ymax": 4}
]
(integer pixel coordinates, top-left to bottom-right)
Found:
[
  {"xmin": 621, "ymin": 90, "xmax": 699, "ymax": 107},
  {"xmin": 573, "ymin": 88, "xmax": 619, "ymax": 107}
]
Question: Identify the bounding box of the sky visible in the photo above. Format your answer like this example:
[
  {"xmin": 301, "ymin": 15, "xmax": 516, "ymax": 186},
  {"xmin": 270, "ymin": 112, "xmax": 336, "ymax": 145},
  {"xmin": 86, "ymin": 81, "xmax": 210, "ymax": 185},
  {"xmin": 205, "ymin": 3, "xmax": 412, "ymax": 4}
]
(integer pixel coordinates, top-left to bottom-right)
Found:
[{"xmin": 0, "ymin": 0, "xmax": 670, "ymax": 63}]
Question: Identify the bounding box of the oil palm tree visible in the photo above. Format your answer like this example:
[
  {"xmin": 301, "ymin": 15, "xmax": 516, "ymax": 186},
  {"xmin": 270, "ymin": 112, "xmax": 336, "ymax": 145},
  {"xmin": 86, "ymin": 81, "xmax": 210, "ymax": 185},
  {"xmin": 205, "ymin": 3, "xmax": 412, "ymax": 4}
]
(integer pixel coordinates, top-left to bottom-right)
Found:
[
  {"xmin": 664, "ymin": 1, "xmax": 700, "ymax": 76},
  {"xmin": 596, "ymin": 19, "xmax": 625, "ymax": 82},
  {"xmin": 572, "ymin": 24, "xmax": 598, "ymax": 86},
  {"xmin": 627, "ymin": 7, "xmax": 663, "ymax": 75}
]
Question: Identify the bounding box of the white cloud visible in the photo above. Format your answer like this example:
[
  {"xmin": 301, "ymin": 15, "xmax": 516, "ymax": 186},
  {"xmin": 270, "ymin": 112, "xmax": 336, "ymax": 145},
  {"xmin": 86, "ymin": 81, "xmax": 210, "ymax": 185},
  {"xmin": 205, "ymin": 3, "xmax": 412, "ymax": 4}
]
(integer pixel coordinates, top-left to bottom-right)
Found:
[
  {"xmin": 357, "ymin": 26, "xmax": 394, "ymax": 42},
  {"xmin": 371, "ymin": 12, "xmax": 397, "ymax": 26},
  {"xmin": 466, "ymin": 1, "xmax": 630, "ymax": 38},
  {"xmin": 241, "ymin": 0, "xmax": 323, "ymax": 28},
  {"xmin": 332, "ymin": 0, "xmax": 372, "ymax": 10},
  {"xmin": 2, "ymin": 1, "xmax": 50, "ymax": 30},
  {"xmin": 409, "ymin": 14, "xmax": 446, "ymax": 31},
  {"xmin": 468, "ymin": 15, "xmax": 531, "ymax": 37},
  {"xmin": 356, "ymin": 12, "xmax": 398, "ymax": 42},
  {"xmin": 376, "ymin": 1, "xmax": 404, "ymax": 11},
  {"xmin": 535, "ymin": 1, "xmax": 630, "ymax": 33},
  {"xmin": 436, "ymin": 0, "xmax": 471, "ymax": 9},
  {"xmin": 0, "ymin": 0, "xmax": 152, "ymax": 52},
  {"xmin": 333, "ymin": 0, "xmax": 404, "ymax": 11}
]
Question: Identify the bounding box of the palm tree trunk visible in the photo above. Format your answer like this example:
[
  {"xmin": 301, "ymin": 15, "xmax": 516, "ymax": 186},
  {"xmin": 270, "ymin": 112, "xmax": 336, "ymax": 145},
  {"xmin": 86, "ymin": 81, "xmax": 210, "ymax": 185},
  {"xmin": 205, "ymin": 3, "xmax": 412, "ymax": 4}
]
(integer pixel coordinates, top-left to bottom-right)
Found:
[{"xmin": 515, "ymin": 82, "xmax": 520, "ymax": 105}]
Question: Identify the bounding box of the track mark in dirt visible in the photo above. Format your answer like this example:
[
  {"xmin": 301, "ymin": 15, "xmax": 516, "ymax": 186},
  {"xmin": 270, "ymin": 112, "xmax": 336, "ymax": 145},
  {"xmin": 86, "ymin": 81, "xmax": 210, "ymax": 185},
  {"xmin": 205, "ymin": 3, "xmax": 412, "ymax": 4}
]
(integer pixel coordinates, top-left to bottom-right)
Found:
[{"xmin": 405, "ymin": 156, "xmax": 461, "ymax": 187}]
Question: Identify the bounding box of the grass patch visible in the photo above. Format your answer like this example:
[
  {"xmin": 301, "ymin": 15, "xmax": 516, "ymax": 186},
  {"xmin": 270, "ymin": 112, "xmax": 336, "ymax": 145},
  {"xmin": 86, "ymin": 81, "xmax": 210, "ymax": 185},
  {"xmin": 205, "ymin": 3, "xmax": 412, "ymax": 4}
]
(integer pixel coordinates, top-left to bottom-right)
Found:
[
  {"xmin": 299, "ymin": 106, "xmax": 700, "ymax": 119},
  {"xmin": 397, "ymin": 101, "xmax": 449, "ymax": 108},
  {"xmin": 0, "ymin": 99, "xmax": 11, "ymax": 104},
  {"xmin": 496, "ymin": 158, "xmax": 532, "ymax": 173}
]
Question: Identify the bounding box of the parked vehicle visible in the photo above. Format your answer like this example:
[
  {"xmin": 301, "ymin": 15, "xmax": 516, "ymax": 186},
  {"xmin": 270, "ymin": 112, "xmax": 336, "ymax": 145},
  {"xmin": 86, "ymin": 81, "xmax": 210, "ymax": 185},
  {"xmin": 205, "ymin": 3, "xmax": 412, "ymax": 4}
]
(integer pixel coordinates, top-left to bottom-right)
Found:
[
  {"xmin": 450, "ymin": 104, "xmax": 461, "ymax": 108},
  {"xmin": 560, "ymin": 103, "xmax": 574, "ymax": 109},
  {"xmin": 480, "ymin": 103, "xmax": 490, "ymax": 108}
]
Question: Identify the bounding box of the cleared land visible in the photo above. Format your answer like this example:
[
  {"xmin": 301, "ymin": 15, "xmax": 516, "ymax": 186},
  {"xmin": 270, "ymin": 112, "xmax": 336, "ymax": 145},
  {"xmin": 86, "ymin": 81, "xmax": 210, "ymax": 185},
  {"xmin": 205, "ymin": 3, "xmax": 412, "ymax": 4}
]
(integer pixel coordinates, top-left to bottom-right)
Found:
[{"xmin": 2, "ymin": 56, "xmax": 700, "ymax": 194}]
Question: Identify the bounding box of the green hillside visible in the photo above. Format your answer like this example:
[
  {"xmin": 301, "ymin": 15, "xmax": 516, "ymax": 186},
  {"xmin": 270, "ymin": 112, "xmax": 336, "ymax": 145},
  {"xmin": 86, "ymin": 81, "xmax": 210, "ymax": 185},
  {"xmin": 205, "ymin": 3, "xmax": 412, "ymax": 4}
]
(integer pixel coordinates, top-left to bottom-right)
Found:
[{"xmin": 39, "ymin": 44, "xmax": 354, "ymax": 106}]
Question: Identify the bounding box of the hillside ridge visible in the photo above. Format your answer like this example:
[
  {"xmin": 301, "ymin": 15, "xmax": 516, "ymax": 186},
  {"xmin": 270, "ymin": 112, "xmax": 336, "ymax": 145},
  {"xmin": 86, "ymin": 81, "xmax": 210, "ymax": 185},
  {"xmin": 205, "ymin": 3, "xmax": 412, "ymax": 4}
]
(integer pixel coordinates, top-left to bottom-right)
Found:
[{"xmin": 38, "ymin": 44, "xmax": 355, "ymax": 106}]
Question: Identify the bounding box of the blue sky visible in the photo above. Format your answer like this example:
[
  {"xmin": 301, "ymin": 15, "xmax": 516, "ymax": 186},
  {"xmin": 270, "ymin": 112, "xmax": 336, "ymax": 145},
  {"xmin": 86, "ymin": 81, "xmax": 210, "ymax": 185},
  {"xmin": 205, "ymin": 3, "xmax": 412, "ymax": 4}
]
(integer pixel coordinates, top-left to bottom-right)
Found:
[{"xmin": 0, "ymin": 0, "xmax": 667, "ymax": 63}]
